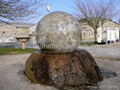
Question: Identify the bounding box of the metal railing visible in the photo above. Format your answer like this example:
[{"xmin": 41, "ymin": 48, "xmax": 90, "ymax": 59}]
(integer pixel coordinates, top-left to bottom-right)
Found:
[
  {"xmin": 0, "ymin": 41, "xmax": 120, "ymax": 49},
  {"xmin": 0, "ymin": 42, "xmax": 39, "ymax": 49}
]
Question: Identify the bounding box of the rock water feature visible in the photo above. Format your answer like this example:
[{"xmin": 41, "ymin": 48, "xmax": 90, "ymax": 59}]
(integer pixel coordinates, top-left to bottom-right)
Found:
[
  {"xmin": 25, "ymin": 12, "xmax": 103, "ymax": 90},
  {"xmin": 36, "ymin": 11, "xmax": 80, "ymax": 53}
]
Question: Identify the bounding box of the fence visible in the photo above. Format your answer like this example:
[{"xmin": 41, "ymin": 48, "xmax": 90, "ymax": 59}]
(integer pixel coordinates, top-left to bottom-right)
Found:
[
  {"xmin": 0, "ymin": 41, "xmax": 120, "ymax": 49},
  {"xmin": 0, "ymin": 42, "xmax": 39, "ymax": 49}
]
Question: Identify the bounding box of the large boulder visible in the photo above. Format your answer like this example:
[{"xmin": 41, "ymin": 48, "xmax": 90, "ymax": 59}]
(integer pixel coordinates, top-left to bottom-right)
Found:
[
  {"xmin": 36, "ymin": 11, "xmax": 80, "ymax": 53},
  {"xmin": 25, "ymin": 49, "xmax": 103, "ymax": 90}
]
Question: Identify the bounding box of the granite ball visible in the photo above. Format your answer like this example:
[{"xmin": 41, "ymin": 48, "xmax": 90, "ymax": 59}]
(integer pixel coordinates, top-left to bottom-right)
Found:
[{"xmin": 36, "ymin": 11, "xmax": 80, "ymax": 53}]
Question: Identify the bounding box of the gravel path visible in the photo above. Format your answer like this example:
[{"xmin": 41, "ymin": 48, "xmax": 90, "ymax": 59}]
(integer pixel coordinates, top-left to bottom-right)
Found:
[{"xmin": 0, "ymin": 51, "xmax": 120, "ymax": 90}]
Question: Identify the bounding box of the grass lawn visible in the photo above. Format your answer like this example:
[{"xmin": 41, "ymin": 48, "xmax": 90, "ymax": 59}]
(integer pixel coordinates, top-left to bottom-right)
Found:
[{"xmin": 0, "ymin": 48, "xmax": 38, "ymax": 55}]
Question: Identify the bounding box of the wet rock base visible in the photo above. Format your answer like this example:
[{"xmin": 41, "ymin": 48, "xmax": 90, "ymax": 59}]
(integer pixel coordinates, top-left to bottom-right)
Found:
[{"xmin": 25, "ymin": 49, "xmax": 103, "ymax": 90}]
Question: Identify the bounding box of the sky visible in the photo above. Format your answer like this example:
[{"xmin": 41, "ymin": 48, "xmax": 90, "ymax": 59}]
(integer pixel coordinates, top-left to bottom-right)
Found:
[
  {"xmin": 31, "ymin": 0, "xmax": 75, "ymax": 24},
  {"xmin": 47, "ymin": 0, "xmax": 74, "ymax": 14},
  {"xmin": 29, "ymin": 0, "xmax": 120, "ymax": 24}
]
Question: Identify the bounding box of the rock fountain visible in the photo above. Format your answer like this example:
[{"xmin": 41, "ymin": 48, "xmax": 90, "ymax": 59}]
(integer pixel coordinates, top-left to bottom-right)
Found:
[{"xmin": 25, "ymin": 12, "xmax": 103, "ymax": 90}]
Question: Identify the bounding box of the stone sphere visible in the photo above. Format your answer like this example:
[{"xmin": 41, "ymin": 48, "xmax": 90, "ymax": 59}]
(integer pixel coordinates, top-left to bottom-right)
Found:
[{"xmin": 36, "ymin": 11, "xmax": 80, "ymax": 53}]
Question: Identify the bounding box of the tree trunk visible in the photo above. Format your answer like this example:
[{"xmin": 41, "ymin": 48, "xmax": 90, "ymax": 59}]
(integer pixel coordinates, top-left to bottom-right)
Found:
[{"xmin": 94, "ymin": 30, "xmax": 97, "ymax": 43}]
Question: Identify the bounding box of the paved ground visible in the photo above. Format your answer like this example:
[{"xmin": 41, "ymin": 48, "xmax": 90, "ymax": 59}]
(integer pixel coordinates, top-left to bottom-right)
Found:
[
  {"xmin": 0, "ymin": 54, "xmax": 57, "ymax": 90},
  {"xmin": 96, "ymin": 58, "xmax": 120, "ymax": 90},
  {"xmin": 79, "ymin": 46, "xmax": 120, "ymax": 60},
  {"xmin": 0, "ymin": 47, "xmax": 120, "ymax": 90}
]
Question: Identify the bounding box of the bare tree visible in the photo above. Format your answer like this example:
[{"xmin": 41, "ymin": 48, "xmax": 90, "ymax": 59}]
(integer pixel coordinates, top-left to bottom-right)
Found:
[
  {"xmin": 74, "ymin": 0, "xmax": 117, "ymax": 43},
  {"xmin": 0, "ymin": 0, "xmax": 46, "ymax": 23},
  {"xmin": 118, "ymin": 19, "xmax": 120, "ymax": 24}
]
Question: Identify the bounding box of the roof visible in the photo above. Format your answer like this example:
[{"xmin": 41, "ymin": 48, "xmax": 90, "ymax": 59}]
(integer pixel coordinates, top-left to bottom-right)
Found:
[
  {"xmin": 11, "ymin": 23, "xmax": 33, "ymax": 28},
  {"xmin": 79, "ymin": 18, "xmax": 120, "ymax": 24},
  {"xmin": 0, "ymin": 22, "xmax": 35, "ymax": 28},
  {"xmin": 78, "ymin": 18, "xmax": 120, "ymax": 28}
]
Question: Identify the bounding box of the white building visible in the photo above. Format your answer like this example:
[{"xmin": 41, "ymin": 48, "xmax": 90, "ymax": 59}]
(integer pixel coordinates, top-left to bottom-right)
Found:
[
  {"xmin": 97, "ymin": 26, "xmax": 120, "ymax": 43},
  {"xmin": 80, "ymin": 20, "xmax": 120, "ymax": 43}
]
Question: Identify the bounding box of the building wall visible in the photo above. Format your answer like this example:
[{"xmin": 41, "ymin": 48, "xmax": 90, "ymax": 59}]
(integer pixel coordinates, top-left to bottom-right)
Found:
[
  {"xmin": 101, "ymin": 21, "xmax": 120, "ymax": 42},
  {"xmin": 0, "ymin": 24, "xmax": 30, "ymax": 43},
  {"xmin": 80, "ymin": 24, "xmax": 94, "ymax": 42},
  {"xmin": 29, "ymin": 25, "xmax": 37, "ymax": 44},
  {"xmin": 0, "ymin": 20, "xmax": 120, "ymax": 44},
  {"xmin": 80, "ymin": 21, "xmax": 120, "ymax": 43}
]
